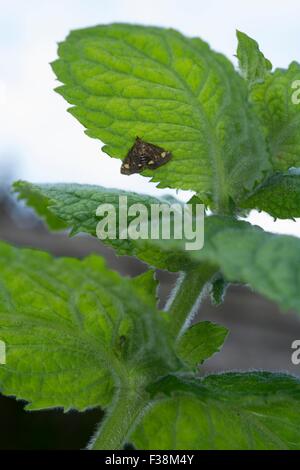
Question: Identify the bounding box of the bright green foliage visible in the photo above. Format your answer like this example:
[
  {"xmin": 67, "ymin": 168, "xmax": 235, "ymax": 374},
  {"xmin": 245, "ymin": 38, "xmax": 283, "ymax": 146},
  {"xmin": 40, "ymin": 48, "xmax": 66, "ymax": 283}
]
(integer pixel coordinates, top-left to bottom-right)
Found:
[
  {"xmin": 241, "ymin": 172, "xmax": 300, "ymax": 219},
  {"xmin": 236, "ymin": 30, "xmax": 272, "ymax": 85},
  {"xmin": 151, "ymin": 218, "xmax": 300, "ymax": 314},
  {"xmin": 13, "ymin": 181, "xmax": 191, "ymax": 272},
  {"xmin": 133, "ymin": 372, "xmax": 300, "ymax": 450},
  {"xmin": 250, "ymin": 61, "xmax": 300, "ymax": 170},
  {"xmin": 210, "ymin": 275, "xmax": 228, "ymax": 305},
  {"xmin": 14, "ymin": 180, "xmax": 300, "ymax": 313},
  {"xmin": 52, "ymin": 24, "xmax": 270, "ymax": 210},
  {"xmin": 13, "ymin": 181, "xmax": 168, "ymax": 237},
  {"xmin": 14, "ymin": 181, "xmax": 67, "ymax": 230},
  {"xmin": 0, "ymin": 241, "xmax": 176, "ymax": 411},
  {"xmin": 196, "ymin": 224, "xmax": 300, "ymax": 313},
  {"xmin": 175, "ymin": 321, "xmax": 228, "ymax": 368},
  {"xmin": 13, "ymin": 180, "xmax": 300, "ymax": 316},
  {"xmin": 1, "ymin": 26, "xmax": 300, "ymax": 451}
]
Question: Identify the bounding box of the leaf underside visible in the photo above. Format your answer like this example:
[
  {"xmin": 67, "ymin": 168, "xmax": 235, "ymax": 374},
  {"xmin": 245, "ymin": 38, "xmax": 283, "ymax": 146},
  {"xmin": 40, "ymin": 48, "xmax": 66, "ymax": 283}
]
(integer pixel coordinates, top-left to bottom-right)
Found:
[
  {"xmin": 236, "ymin": 30, "xmax": 272, "ymax": 86},
  {"xmin": 250, "ymin": 61, "xmax": 300, "ymax": 171},
  {"xmin": 14, "ymin": 181, "xmax": 300, "ymax": 315},
  {"xmin": 0, "ymin": 241, "xmax": 175, "ymax": 411},
  {"xmin": 133, "ymin": 372, "xmax": 300, "ymax": 450},
  {"xmin": 13, "ymin": 181, "xmax": 191, "ymax": 272},
  {"xmin": 52, "ymin": 23, "xmax": 270, "ymax": 208},
  {"xmin": 175, "ymin": 321, "xmax": 228, "ymax": 368},
  {"xmin": 241, "ymin": 172, "xmax": 300, "ymax": 219}
]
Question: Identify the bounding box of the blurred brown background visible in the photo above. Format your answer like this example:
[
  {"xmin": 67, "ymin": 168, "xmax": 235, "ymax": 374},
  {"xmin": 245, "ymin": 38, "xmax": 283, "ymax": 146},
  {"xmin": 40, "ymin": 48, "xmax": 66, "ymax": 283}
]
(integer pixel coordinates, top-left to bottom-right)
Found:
[{"xmin": 0, "ymin": 183, "xmax": 300, "ymax": 449}]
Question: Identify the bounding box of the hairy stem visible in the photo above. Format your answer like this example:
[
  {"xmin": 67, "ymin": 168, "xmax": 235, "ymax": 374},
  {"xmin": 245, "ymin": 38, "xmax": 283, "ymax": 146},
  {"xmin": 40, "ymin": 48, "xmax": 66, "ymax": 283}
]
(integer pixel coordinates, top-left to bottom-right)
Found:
[
  {"xmin": 90, "ymin": 265, "xmax": 216, "ymax": 450},
  {"xmin": 168, "ymin": 264, "xmax": 216, "ymax": 339},
  {"xmin": 89, "ymin": 385, "xmax": 147, "ymax": 450}
]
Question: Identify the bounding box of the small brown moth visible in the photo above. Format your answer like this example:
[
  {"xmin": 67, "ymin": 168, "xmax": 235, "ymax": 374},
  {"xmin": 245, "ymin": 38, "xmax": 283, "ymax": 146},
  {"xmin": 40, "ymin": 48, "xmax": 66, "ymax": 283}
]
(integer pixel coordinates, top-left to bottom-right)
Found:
[{"xmin": 121, "ymin": 137, "xmax": 172, "ymax": 175}]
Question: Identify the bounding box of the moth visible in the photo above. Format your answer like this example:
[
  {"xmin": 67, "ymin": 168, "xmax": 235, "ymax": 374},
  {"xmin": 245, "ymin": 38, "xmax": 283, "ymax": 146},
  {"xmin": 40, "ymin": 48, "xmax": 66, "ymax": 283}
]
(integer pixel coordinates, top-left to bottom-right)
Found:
[{"xmin": 121, "ymin": 137, "xmax": 172, "ymax": 175}]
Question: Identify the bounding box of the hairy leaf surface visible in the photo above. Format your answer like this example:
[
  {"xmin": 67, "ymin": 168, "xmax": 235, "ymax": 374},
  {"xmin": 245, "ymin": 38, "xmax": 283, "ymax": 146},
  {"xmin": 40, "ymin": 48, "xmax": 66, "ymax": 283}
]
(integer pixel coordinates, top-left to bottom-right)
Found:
[
  {"xmin": 137, "ymin": 217, "xmax": 300, "ymax": 314},
  {"xmin": 133, "ymin": 372, "xmax": 300, "ymax": 450},
  {"xmin": 176, "ymin": 321, "xmax": 228, "ymax": 368},
  {"xmin": 14, "ymin": 181, "xmax": 191, "ymax": 272},
  {"xmin": 236, "ymin": 31, "xmax": 272, "ymax": 85},
  {"xmin": 241, "ymin": 172, "xmax": 300, "ymax": 219},
  {"xmin": 250, "ymin": 61, "xmax": 300, "ymax": 170},
  {"xmin": 0, "ymin": 242, "xmax": 175, "ymax": 411},
  {"xmin": 52, "ymin": 24, "xmax": 270, "ymax": 208}
]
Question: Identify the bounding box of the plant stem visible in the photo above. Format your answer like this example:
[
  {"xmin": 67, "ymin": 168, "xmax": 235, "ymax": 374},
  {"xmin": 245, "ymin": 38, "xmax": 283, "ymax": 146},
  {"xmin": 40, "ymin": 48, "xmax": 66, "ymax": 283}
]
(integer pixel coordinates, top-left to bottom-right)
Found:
[
  {"xmin": 90, "ymin": 385, "xmax": 147, "ymax": 450},
  {"xmin": 168, "ymin": 264, "xmax": 216, "ymax": 339},
  {"xmin": 91, "ymin": 265, "xmax": 216, "ymax": 450}
]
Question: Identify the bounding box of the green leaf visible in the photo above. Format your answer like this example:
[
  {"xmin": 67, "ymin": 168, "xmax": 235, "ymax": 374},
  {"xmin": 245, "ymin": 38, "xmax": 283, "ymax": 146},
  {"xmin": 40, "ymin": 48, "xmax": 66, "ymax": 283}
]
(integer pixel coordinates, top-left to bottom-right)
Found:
[
  {"xmin": 13, "ymin": 181, "xmax": 192, "ymax": 272},
  {"xmin": 133, "ymin": 372, "xmax": 300, "ymax": 450},
  {"xmin": 196, "ymin": 223, "xmax": 300, "ymax": 313},
  {"xmin": 16, "ymin": 181, "xmax": 300, "ymax": 315},
  {"xmin": 241, "ymin": 171, "xmax": 300, "ymax": 219},
  {"xmin": 250, "ymin": 61, "xmax": 300, "ymax": 170},
  {"xmin": 236, "ymin": 31, "xmax": 272, "ymax": 85},
  {"xmin": 130, "ymin": 269, "xmax": 159, "ymax": 308},
  {"xmin": 0, "ymin": 241, "xmax": 176, "ymax": 411},
  {"xmin": 210, "ymin": 275, "xmax": 228, "ymax": 305},
  {"xmin": 52, "ymin": 24, "xmax": 270, "ymax": 209},
  {"xmin": 139, "ymin": 215, "xmax": 300, "ymax": 314},
  {"xmin": 14, "ymin": 181, "xmax": 67, "ymax": 230},
  {"xmin": 176, "ymin": 321, "xmax": 228, "ymax": 368}
]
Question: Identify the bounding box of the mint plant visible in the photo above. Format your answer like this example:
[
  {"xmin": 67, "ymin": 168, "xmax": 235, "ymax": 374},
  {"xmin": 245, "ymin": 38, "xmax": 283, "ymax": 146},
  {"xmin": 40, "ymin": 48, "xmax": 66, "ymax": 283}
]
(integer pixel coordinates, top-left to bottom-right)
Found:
[{"xmin": 1, "ymin": 25, "xmax": 300, "ymax": 450}]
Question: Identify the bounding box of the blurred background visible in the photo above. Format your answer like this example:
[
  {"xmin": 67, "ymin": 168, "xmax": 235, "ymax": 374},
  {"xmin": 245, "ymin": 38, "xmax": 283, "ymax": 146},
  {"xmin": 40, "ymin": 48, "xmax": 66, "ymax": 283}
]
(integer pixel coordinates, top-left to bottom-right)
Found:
[{"xmin": 1, "ymin": 0, "xmax": 300, "ymax": 449}]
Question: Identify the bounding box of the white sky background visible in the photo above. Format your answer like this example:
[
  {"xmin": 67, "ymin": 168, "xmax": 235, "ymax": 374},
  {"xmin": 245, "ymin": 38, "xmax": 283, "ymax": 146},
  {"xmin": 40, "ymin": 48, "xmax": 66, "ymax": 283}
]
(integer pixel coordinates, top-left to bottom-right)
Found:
[{"xmin": 1, "ymin": 0, "xmax": 300, "ymax": 235}]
